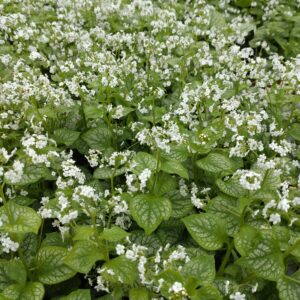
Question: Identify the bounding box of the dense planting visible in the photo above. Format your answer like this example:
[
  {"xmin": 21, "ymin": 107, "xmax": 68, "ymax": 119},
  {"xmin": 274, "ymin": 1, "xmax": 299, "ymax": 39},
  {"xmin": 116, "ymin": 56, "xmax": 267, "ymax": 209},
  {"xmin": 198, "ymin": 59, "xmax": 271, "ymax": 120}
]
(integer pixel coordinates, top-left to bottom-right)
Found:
[{"xmin": 0, "ymin": 0, "xmax": 300, "ymax": 299}]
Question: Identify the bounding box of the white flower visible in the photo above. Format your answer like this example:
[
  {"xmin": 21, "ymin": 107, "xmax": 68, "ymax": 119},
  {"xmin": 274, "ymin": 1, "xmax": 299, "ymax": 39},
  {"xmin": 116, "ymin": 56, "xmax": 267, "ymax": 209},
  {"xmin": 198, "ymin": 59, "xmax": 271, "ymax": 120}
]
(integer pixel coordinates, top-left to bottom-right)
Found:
[
  {"xmin": 116, "ymin": 244, "xmax": 125, "ymax": 255},
  {"xmin": 293, "ymin": 197, "xmax": 300, "ymax": 205},
  {"xmin": 4, "ymin": 160, "xmax": 24, "ymax": 184},
  {"xmin": 262, "ymin": 200, "xmax": 276, "ymax": 218},
  {"xmin": 0, "ymin": 234, "xmax": 19, "ymax": 253},
  {"xmin": 252, "ymin": 283, "xmax": 258, "ymax": 293},
  {"xmin": 139, "ymin": 168, "xmax": 152, "ymax": 190},
  {"xmin": 238, "ymin": 170, "xmax": 262, "ymax": 191},
  {"xmin": 169, "ymin": 282, "xmax": 185, "ymax": 294},
  {"xmin": 269, "ymin": 213, "xmax": 281, "ymax": 225},
  {"xmin": 277, "ymin": 198, "xmax": 290, "ymax": 212},
  {"xmin": 229, "ymin": 292, "xmax": 246, "ymax": 300}
]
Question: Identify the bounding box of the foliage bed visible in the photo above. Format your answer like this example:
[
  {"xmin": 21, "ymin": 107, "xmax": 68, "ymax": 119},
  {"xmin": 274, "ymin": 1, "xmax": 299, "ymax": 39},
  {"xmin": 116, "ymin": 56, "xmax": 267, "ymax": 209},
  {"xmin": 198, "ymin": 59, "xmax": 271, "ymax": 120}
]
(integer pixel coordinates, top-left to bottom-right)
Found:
[{"xmin": 0, "ymin": 0, "xmax": 300, "ymax": 299}]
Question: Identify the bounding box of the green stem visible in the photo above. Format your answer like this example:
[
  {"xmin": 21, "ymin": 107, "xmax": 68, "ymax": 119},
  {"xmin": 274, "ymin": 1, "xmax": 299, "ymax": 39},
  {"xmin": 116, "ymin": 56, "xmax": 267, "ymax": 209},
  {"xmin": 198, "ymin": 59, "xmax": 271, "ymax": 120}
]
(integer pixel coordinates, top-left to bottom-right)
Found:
[
  {"xmin": 0, "ymin": 183, "xmax": 13, "ymax": 223},
  {"xmin": 217, "ymin": 240, "xmax": 234, "ymax": 276},
  {"xmin": 283, "ymin": 239, "xmax": 300, "ymax": 258},
  {"xmin": 80, "ymin": 97, "xmax": 87, "ymax": 129},
  {"xmin": 151, "ymin": 150, "xmax": 160, "ymax": 193},
  {"xmin": 37, "ymin": 219, "xmax": 44, "ymax": 249}
]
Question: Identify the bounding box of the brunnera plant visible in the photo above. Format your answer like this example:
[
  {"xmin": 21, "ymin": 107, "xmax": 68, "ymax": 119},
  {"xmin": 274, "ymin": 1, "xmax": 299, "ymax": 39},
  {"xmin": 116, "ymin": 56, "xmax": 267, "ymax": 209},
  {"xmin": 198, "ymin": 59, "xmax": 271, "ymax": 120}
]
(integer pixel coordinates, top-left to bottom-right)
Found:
[{"xmin": 0, "ymin": 0, "xmax": 300, "ymax": 299}]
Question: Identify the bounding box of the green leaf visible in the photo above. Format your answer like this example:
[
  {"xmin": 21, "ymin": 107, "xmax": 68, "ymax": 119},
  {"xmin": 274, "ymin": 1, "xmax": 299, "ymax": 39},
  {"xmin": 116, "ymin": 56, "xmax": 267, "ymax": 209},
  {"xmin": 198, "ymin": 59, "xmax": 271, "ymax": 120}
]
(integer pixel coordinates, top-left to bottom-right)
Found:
[
  {"xmin": 81, "ymin": 127, "xmax": 112, "ymax": 153},
  {"xmin": 0, "ymin": 260, "xmax": 27, "ymax": 292},
  {"xmin": 160, "ymin": 145, "xmax": 188, "ymax": 162},
  {"xmin": 205, "ymin": 195, "xmax": 240, "ymax": 236},
  {"xmin": 101, "ymin": 256, "xmax": 137, "ymax": 286},
  {"xmin": 129, "ymin": 230, "xmax": 161, "ymax": 256},
  {"xmin": 234, "ymin": 226, "xmax": 260, "ymax": 257},
  {"xmin": 60, "ymin": 289, "xmax": 91, "ymax": 300},
  {"xmin": 182, "ymin": 213, "xmax": 227, "ymax": 250},
  {"xmin": 14, "ymin": 196, "xmax": 36, "ymax": 206},
  {"xmin": 156, "ymin": 219, "xmax": 185, "ymax": 246},
  {"xmin": 236, "ymin": 229, "xmax": 284, "ymax": 281},
  {"xmin": 0, "ymin": 282, "xmax": 44, "ymax": 300},
  {"xmin": 73, "ymin": 226, "xmax": 94, "ymax": 241},
  {"xmin": 99, "ymin": 226, "xmax": 128, "ymax": 242},
  {"xmin": 196, "ymin": 153, "xmax": 241, "ymax": 175},
  {"xmin": 36, "ymin": 246, "xmax": 76, "ymax": 285},
  {"xmin": 264, "ymin": 169, "xmax": 282, "ymax": 188},
  {"xmin": 181, "ymin": 255, "xmax": 215, "ymax": 285},
  {"xmin": 216, "ymin": 177, "xmax": 248, "ymax": 198},
  {"xmin": 150, "ymin": 173, "xmax": 177, "ymax": 196},
  {"xmin": 0, "ymin": 201, "xmax": 41, "ymax": 235},
  {"xmin": 41, "ymin": 232, "xmax": 71, "ymax": 248},
  {"xmin": 5, "ymin": 165, "xmax": 53, "ymax": 186},
  {"xmin": 161, "ymin": 160, "xmax": 189, "ymax": 179},
  {"xmin": 110, "ymin": 106, "xmax": 134, "ymax": 118},
  {"xmin": 277, "ymin": 270, "xmax": 300, "ymax": 300},
  {"xmin": 191, "ymin": 285, "xmax": 222, "ymax": 300},
  {"xmin": 93, "ymin": 167, "xmax": 126, "ymax": 179},
  {"xmin": 156, "ymin": 270, "xmax": 184, "ymax": 298},
  {"xmin": 129, "ymin": 288, "xmax": 149, "ymax": 300},
  {"xmin": 239, "ymin": 252, "xmax": 284, "ymax": 282},
  {"xmin": 210, "ymin": 10, "xmax": 226, "ymax": 29},
  {"xmin": 132, "ymin": 152, "xmax": 157, "ymax": 175},
  {"xmin": 53, "ymin": 128, "xmax": 80, "ymax": 146},
  {"xmin": 290, "ymin": 123, "xmax": 300, "ymax": 141},
  {"xmin": 169, "ymin": 191, "xmax": 194, "ymax": 219},
  {"xmin": 64, "ymin": 240, "xmax": 105, "ymax": 273},
  {"xmin": 21, "ymin": 233, "xmax": 38, "ymax": 267},
  {"xmin": 235, "ymin": 0, "xmax": 252, "ymax": 8},
  {"xmin": 130, "ymin": 194, "xmax": 172, "ymax": 235},
  {"xmin": 83, "ymin": 104, "xmax": 104, "ymax": 119}
]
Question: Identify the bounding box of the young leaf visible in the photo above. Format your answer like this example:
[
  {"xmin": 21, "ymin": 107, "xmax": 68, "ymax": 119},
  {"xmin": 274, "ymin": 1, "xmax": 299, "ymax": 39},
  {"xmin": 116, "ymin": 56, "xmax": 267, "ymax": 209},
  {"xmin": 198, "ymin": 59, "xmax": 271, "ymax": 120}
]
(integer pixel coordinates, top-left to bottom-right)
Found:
[
  {"xmin": 182, "ymin": 213, "xmax": 227, "ymax": 250},
  {"xmin": 36, "ymin": 246, "xmax": 76, "ymax": 285},
  {"xmin": 64, "ymin": 240, "xmax": 105, "ymax": 273},
  {"xmin": 0, "ymin": 201, "xmax": 41, "ymax": 235},
  {"xmin": 130, "ymin": 194, "xmax": 172, "ymax": 235}
]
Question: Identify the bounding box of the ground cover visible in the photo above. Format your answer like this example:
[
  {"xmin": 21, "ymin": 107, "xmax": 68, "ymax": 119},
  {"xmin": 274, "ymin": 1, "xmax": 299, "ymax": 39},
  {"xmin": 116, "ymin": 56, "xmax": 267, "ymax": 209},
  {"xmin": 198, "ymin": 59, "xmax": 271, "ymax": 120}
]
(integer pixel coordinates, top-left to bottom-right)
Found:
[{"xmin": 0, "ymin": 0, "xmax": 300, "ymax": 299}]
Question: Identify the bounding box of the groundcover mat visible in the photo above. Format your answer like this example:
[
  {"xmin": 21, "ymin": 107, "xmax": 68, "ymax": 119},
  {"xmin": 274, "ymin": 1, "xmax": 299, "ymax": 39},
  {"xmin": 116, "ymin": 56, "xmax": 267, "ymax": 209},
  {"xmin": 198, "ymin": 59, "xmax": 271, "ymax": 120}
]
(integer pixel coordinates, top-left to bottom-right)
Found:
[{"xmin": 0, "ymin": 0, "xmax": 300, "ymax": 299}]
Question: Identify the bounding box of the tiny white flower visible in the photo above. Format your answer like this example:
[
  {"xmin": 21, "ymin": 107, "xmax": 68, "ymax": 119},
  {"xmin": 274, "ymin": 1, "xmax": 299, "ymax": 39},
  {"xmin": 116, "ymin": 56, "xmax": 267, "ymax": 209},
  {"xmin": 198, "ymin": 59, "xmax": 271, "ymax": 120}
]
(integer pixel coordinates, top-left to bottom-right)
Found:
[{"xmin": 229, "ymin": 292, "xmax": 246, "ymax": 300}]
